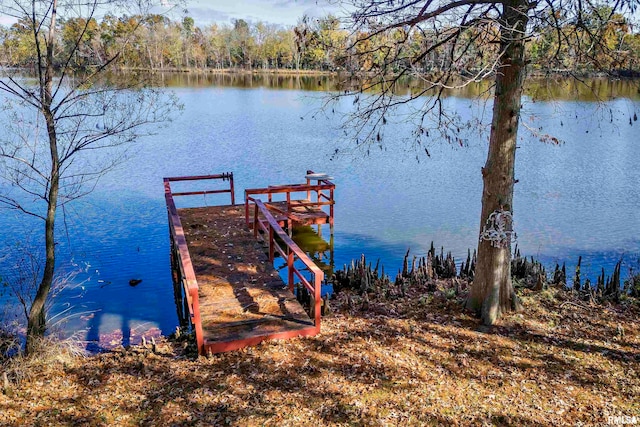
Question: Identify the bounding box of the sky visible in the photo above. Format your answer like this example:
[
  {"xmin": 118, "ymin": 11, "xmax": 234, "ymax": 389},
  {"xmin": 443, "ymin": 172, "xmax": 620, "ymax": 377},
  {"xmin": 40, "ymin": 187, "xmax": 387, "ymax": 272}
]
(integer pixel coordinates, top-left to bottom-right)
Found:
[
  {"xmin": 0, "ymin": 1, "xmax": 343, "ymax": 28},
  {"xmin": 0, "ymin": 14, "xmax": 14, "ymax": 26},
  {"xmin": 183, "ymin": 0, "xmax": 342, "ymax": 28},
  {"xmin": 1, "ymin": 1, "xmax": 640, "ymax": 29}
]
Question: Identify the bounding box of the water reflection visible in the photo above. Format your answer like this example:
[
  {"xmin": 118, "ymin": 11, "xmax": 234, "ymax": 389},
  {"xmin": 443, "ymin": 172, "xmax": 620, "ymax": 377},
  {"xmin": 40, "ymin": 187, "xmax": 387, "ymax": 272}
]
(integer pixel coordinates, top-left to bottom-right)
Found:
[
  {"xmin": 291, "ymin": 225, "xmax": 334, "ymax": 277},
  {"xmin": 144, "ymin": 72, "xmax": 336, "ymax": 92},
  {"xmin": 139, "ymin": 71, "xmax": 640, "ymax": 101}
]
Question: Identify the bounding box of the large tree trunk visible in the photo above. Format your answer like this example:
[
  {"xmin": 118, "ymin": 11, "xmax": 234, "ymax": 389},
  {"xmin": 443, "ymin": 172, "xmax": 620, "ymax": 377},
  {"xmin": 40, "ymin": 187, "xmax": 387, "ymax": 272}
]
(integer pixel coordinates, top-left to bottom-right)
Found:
[
  {"xmin": 466, "ymin": 0, "xmax": 529, "ymax": 325},
  {"xmin": 26, "ymin": 0, "xmax": 59, "ymax": 354}
]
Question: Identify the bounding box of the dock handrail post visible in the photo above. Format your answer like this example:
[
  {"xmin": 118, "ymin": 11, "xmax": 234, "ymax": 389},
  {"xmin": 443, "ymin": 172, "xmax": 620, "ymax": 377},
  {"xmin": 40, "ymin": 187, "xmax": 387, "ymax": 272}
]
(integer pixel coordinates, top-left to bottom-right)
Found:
[
  {"xmin": 306, "ymin": 175, "xmax": 311, "ymax": 201},
  {"xmin": 229, "ymin": 172, "xmax": 235, "ymax": 205},
  {"xmin": 244, "ymin": 191, "xmax": 249, "ymax": 227},
  {"xmin": 269, "ymin": 227, "xmax": 274, "ymax": 262},
  {"xmin": 314, "ymin": 273, "xmax": 321, "ymax": 331},
  {"xmin": 287, "ymin": 250, "xmax": 294, "ymax": 292},
  {"xmin": 253, "ymin": 204, "xmax": 259, "ymax": 238},
  {"xmin": 191, "ymin": 287, "xmax": 204, "ymax": 354}
]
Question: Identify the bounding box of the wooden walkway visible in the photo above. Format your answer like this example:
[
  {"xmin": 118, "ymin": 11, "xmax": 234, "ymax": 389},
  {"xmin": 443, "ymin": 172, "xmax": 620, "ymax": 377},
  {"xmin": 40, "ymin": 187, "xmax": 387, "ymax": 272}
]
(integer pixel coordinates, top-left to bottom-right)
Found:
[{"xmin": 164, "ymin": 172, "xmax": 334, "ymax": 355}]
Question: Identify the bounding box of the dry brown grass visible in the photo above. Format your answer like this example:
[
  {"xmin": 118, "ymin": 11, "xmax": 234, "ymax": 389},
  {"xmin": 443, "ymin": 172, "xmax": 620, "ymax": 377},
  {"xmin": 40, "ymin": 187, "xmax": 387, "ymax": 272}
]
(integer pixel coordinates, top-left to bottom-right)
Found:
[
  {"xmin": 0, "ymin": 285, "xmax": 638, "ymax": 426},
  {"xmin": 0, "ymin": 329, "xmax": 20, "ymax": 361},
  {"xmin": 1, "ymin": 333, "xmax": 85, "ymax": 385}
]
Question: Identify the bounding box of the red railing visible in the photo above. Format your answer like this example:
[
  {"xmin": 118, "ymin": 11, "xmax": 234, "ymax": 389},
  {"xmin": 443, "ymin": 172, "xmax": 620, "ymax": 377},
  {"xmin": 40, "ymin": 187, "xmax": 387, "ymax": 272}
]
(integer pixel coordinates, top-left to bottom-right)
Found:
[
  {"xmin": 252, "ymin": 199, "xmax": 323, "ymax": 329},
  {"xmin": 165, "ymin": 172, "xmax": 326, "ymax": 353},
  {"xmin": 305, "ymin": 169, "xmax": 335, "ymax": 224},
  {"xmin": 164, "ymin": 173, "xmax": 235, "ymax": 355},
  {"xmin": 244, "ymin": 170, "xmax": 335, "ymax": 228},
  {"xmin": 164, "ymin": 173, "xmax": 235, "ymax": 204}
]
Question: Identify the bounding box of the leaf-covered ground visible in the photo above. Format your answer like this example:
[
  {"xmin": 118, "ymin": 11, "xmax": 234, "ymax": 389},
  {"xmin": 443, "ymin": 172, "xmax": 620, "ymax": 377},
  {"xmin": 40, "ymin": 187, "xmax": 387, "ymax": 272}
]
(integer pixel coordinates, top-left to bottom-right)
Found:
[{"xmin": 1, "ymin": 286, "xmax": 638, "ymax": 426}]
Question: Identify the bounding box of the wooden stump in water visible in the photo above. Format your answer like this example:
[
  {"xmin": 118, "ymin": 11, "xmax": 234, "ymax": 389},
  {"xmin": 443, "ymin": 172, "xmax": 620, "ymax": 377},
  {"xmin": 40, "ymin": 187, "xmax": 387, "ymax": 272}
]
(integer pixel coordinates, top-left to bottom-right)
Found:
[
  {"xmin": 552, "ymin": 262, "xmax": 567, "ymax": 286},
  {"xmin": 573, "ymin": 256, "xmax": 582, "ymax": 291}
]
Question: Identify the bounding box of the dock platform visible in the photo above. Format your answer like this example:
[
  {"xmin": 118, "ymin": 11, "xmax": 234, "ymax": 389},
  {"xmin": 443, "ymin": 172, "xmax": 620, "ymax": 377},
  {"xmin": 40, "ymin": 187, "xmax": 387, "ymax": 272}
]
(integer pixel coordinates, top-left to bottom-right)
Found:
[{"xmin": 164, "ymin": 172, "xmax": 334, "ymax": 355}]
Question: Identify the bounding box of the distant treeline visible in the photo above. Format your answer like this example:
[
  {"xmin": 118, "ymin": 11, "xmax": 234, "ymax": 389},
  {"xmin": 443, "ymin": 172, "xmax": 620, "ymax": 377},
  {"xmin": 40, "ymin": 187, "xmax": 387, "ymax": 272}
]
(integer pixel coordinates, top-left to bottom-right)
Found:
[{"xmin": 1, "ymin": 11, "xmax": 639, "ymax": 74}]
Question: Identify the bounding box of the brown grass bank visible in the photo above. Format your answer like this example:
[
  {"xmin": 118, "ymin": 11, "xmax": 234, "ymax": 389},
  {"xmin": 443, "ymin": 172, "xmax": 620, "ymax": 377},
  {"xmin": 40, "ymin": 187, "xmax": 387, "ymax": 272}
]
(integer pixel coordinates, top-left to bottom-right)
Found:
[{"xmin": 1, "ymin": 284, "xmax": 638, "ymax": 426}]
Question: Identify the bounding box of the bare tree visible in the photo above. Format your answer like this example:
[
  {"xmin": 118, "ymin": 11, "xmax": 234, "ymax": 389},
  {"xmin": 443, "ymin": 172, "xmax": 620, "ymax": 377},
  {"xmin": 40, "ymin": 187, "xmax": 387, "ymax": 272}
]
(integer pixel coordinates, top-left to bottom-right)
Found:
[
  {"xmin": 331, "ymin": 0, "xmax": 638, "ymax": 324},
  {"xmin": 0, "ymin": 0, "xmax": 180, "ymax": 352}
]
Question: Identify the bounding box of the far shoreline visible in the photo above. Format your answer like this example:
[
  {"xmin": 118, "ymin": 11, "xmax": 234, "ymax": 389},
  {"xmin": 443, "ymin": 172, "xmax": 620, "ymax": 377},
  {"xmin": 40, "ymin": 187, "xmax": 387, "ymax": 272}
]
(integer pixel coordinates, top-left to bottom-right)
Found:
[
  {"xmin": 117, "ymin": 67, "xmax": 640, "ymax": 80},
  {"xmin": 6, "ymin": 65, "xmax": 638, "ymax": 80}
]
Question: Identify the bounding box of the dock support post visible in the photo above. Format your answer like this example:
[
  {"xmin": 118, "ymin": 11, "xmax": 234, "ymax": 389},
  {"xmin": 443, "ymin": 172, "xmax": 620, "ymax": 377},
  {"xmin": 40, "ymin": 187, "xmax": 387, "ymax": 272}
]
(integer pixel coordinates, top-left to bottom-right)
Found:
[
  {"xmin": 329, "ymin": 188, "xmax": 334, "ymax": 227},
  {"xmin": 168, "ymin": 221, "xmax": 178, "ymax": 284},
  {"xmin": 330, "ymin": 232, "xmax": 335, "ymax": 272}
]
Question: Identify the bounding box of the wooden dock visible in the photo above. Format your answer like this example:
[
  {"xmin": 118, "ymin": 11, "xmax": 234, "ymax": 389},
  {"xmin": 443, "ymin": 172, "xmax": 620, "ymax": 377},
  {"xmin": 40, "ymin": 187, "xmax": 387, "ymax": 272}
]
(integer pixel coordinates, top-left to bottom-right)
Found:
[{"xmin": 164, "ymin": 172, "xmax": 334, "ymax": 355}]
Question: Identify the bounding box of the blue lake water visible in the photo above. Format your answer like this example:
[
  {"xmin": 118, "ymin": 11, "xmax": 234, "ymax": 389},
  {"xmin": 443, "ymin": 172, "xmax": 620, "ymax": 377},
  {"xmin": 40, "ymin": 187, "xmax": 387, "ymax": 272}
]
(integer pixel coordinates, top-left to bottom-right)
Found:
[{"xmin": 1, "ymin": 76, "xmax": 639, "ymax": 347}]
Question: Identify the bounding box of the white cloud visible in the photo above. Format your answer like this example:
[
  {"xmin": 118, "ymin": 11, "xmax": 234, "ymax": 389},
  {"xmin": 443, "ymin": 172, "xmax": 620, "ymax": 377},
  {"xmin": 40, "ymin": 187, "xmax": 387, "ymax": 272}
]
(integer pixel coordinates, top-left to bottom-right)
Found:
[
  {"xmin": 0, "ymin": 15, "xmax": 17, "ymax": 27},
  {"xmin": 187, "ymin": 0, "xmax": 340, "ymax": 27},
  {"xmin": 272, "ymin": 0, "xmax": 329, "ymax": 8},
  {"xmin": 186, "ymin": 6, "xmax": 232, "ymax": 25}
]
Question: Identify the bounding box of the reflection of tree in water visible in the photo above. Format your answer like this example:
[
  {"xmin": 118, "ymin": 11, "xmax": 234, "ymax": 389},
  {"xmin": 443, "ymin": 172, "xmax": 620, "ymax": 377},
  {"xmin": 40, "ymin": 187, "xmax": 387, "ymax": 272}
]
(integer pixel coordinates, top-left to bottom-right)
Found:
[
  {"xmin": 291, "ymin": 224, "xmax": 334, "ymax": 277},
  {"xmin": 157, "ymin": 72, "xmax": 640, "ymax": 101},
  {"xmin": 82, "ymin": 278, "xmax": 166, "ymax": 352},
  {"xmin": 84, "ymin": 308, "xmax": 163, "ymax": 353}
]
